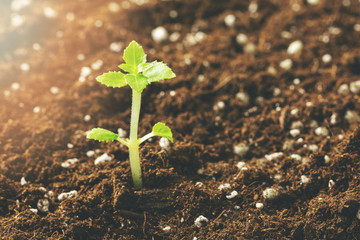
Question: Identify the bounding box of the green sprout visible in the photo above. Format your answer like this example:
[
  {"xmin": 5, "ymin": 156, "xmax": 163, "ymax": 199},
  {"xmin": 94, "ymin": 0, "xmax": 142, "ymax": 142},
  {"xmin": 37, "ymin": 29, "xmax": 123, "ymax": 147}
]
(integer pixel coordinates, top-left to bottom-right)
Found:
[{"xmin": 87, "ymin": 41, "xmax": 175, "ymax": 188}]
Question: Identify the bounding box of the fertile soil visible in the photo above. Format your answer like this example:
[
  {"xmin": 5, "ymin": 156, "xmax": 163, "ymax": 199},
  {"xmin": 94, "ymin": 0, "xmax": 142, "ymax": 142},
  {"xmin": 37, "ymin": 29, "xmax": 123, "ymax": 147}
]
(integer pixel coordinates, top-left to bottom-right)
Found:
[{"xmin": 0, "ymin": 0, "xmax": 360, "ymax": 239}]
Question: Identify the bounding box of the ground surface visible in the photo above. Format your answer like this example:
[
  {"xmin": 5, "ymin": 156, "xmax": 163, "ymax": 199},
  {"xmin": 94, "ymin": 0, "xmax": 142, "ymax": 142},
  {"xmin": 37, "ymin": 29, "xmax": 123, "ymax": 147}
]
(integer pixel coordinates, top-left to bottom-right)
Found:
[{"xmin": 0, "ymin": 0, "xmax": 360, "ymax": 239}]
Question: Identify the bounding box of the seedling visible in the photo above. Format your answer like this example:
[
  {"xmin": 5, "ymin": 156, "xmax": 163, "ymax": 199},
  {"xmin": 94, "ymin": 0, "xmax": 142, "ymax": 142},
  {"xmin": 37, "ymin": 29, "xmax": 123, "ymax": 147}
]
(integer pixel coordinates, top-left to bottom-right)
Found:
[{"xmin": 87, "ymin": 41, "xmax": 175, "ymax": 188}]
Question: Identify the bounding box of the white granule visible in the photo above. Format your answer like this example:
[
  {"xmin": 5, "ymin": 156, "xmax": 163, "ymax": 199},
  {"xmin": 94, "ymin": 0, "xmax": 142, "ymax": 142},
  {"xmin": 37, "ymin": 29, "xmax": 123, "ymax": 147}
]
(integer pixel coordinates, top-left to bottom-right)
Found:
[
  {"xmin": 67, "ymin": 143, "xmax": 74, "ymax": 149},
  {"xmin": 224, "ymin": 14, "xmax": 236, "ymax": 27},
  {"xmin": 50, "ymin": 86, "xmax": 59, "ymax": 94},
  {"xmin": 356, "ymin": 209, "xmax": 360, "ymax": 220},
  {"xmin": 236, "ymin": 161, "xmax": 246, "ymax": 169},
  {"xmin": 350, "ymin": 80, "xmax": 360, "ymax": 94},
  {"xmin": 61, "ymin": 158, "xmax": 79, "ymax": 168},
  {"xmin": 213, "ymin": 101, "xmax": 225, "ymax": 111},
  {"xmin": 233, "ymin": 143, "xmax": 249, "ymax": 157},
  {"xmin": 151, "ymin": 26, "xmax": 168, "ymax": 43},
  {"xmin": 236, "ymin": 33, "xmax": 248, "ymax": 45},
  {"xmin": 162, "ymin": 226, "xmax": 171, "ymax": 233},
  {"xmin": 218, "ymin": 183, "xmax": 231, "ymax": 191},
  {"xmin": 94, "ymin": 153, "xmax": 112, "ymax": 165},
  {"xmin": 301, "ymin": 175, "xmax": 310, "ymax": 184},
  {"xmin": 337, "ymin": 84, "xmax": 350, "ymax": 95},
  {"xmin": 169, "ymin": 32, "xmax": 180, "ymax": 42},
  {"xmin": 328, "ymin": 179, "xmax": 335, "ymax": 189},
  {"xmin": 314, "ymin": 127, "xmax": 329, "ymax": 136},
  {"xmin": 91, "ymin": 59, "xmax": 103, "ymax": 70},
  {"xmin": 236, "ymin": 92, "xmax": 250, "ymax": 104},
  {"xmin": 226, "ymin": 190, "xmax": 238, "ymax": 199},
  {"xmin": 159, "ymin": 137, "xmax": 171, "ymax": 151},
  {"xmin": 108, "ymin": 2, "xmax": 120, "ymax": 12},
  {"xmin": 345, "ymin": 110, "xmax": 360, "ymax": 124},
  {"xmin": 287, "ymin": 40, "xmax": 303, "ymax": 55},
  {"xmin": 11, "ymin": 82, "xmax": 20, "ymax": 90},
  {"xmin": 194, "ymin": 215, "xmax": 209, "ymax": 228},
  {"xmin": 324, "ymin": 155, "xmax": 330, "ymax": 164},
  {"xmin": 37, "ymin": 199, "xmax": 50, "ymax": 212},
  {"xmin": 84, "ymin": 115, "xmax": 91, "ymax": 122},
  {"xmin": 109, "ymin": 42, "xmax": 123, "ymax": 53},
  {"xmin": 255, "ymin": 202, "xmax": 264, "ymax": 209},
  {"xmin": 307, "ymin": 0, "xmax": 320, "ymax": 5},
  {"xmin": 86, "ymin": 150, "xmax": 95, "ymax": 157},
  {"xmin": 290, "ymin": 129, "xmax": 301, "ymax": 137},
  {"xmin": 20, "ymin": 63, "xmax": 30, "ymax": 71},
  {"xmin": 322, "ymin": 54, "xmax": 332, "ymax": 63},
  {"xmin": 279, "ymin": 59, "xmax": 293, "ymax": 70},
  {"xmin": 263, "ymin": 187, "xmax": 279, "ymax": 200},
  {"xmin": 195, "ymin": 182, "xmax": 203, "ymax": 188},
  {"xmin": 291, "ymin": 121, "xmax": 304, "ymax": 129},
  {"xmin": 20, "ymin": 177, "xmax": 27, "ymax": 186},
  {"xmin": 309, "ymin": 144, "xmax": 319, "ymax": 152},
  {"xmin": 290, "ymin": 154, "xmax": 302, "ymax": 161},
  {"xmin": 265, "ymin": 152, "xmax": 284, "ymax": 161},
  {"xmin": 58, "ymin": 190, "xmax": 78, "ymax": 201},
  {"xmin": 43, "ymin": 7, "xmax": 57, "ymax": 18},
  {"xmin": 30, "ymin": 208, "xmax": 38, "ymax": 214}
]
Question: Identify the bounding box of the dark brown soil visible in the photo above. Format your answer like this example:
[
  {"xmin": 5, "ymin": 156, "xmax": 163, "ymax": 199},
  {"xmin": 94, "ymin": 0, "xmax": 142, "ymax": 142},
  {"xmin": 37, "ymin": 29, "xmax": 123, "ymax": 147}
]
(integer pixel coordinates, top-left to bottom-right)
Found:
[{"xmin": 1, "ymin": 0, "xmax": 360, "ymax": 239}]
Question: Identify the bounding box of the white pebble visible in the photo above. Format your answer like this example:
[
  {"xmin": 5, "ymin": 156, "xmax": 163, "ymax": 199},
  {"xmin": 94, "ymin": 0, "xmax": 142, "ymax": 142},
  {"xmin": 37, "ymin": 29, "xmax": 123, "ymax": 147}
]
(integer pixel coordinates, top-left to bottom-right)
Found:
[
  {"xmin": 94, "ymin": 20, "xmax": 103, "ymax": 27},
  {"xmin": 159, "ymin": 137, "xmax": 171, "ymax": 151},
  {"xmin": 291, "ymin": 121, "xmax": 303, "ymax": 129},
  {"xmin": 195, "ymin": 182, "xmax": 203, "ymax": 188},
  {"xmin": 236, "ymin": 92, "xmax": 249, "ymax": 104},
  {"xmin": 314, "ymin": 127, "xmax": 329, "ymax": 136},
  {"xmin": 290, "ymin": 129, "xmax": 301, "ymax": 137},
  {"xmin": 80, "ymin": 66, "xmax": 91, "ymax": 77},
  {"xmin": 37, "ymin": 199, "xmax": 50, "ymax": 212},
  {"xmin": 255, "ymin": 202, "xmax": 264, "ymax": 209},
  {"xmin": 33, "ymin": 106, "xmax": 40, "ymax": 113},
  {"xmin": 169, "ymin": 90, "xmax": 176, "ymax": 97},
  {"xmin": 20, "ymin": 177, "xmax": 27, "ymax": 186},
  {"xmin": 169, "ymin": 10, "xmax": 178, "ymax": 18},
  {"xmin": 152, "ymin": 26, "xmax": 168, "ymax": 43},
  {"xmin": 287, "ymin": 40, "xmax": 303, "ymax": 55},
  {"xmin": 66, "ymin": 12, "xmax": 75, "ymax": 21},
  {"xmin": 224, "ymin": 14, "xmax": 236, "ymax": 27},
  {"xmin": 77, "ymin": 53, "xmax": 85, "ymax": 61},
  {"xmin": 306, "ymin": 101, "xmax": 313, "ymax": 107},
  {"xmin": 61, "ymin": 158, "xmax": 78, "ymax": 168},
  {"xmin": 309, "ymin": 144, "xmax": 319, "ymax": 152},
  {"xmin": 43, "ymin": 7, "xmax": 57, "ymax": 18},
  {"xmin": 265, "ymin": 152, "xmax": 284, "ymax": 161},
  {"xmin": 197, "ymin": 167, "xmax": 205, "ymax": 175},
  {"xmin": 273, "ymin": 88, "xmax": 281, "ymax": 96},
  {"xmin": 290, "ymin": 154, "xmax": 302, "ymax": 161},
  {"xmin": 226, "ymin": 190, "xmax": 238, "ymax": 199},
  {"xmin": 194, "ymin": 215, "xmax": 209, "ymax": 228},
  {"xmin": 169, "ymin": 32, "xmax": 180, "ymax": 42},
  {"xmin": 337, "ymin": 84, "xmax": 349, "ymax": 95},
  {"xmin": 322, "ymin": 54, "xmax": 332, "ymax": 63},
  {"xmin": 213, "ymin": 101, "xmax": 225, "ymax": 111},
  {"xmin": 236, "ymin": 161, "xmax": 246, "ymax": 169},
  {"xmin": 233, "ymin": 143, "xmax": 249, "ymax": 157},
  {"xmin": 328, "ymin": 179, "xmax": 335, "ymax": 189},
  {"xmin": 244, "ymin": 43, "xmax": 257, "ymax": 54},
  {"xmin": 338, "ymin": 134, "xmax": 344, "ymax": 140},
  {"xmin": 30, "ymin": 208, "xmax": 38, "ymax": 214},
  {"xmin": 309, "ymin": 120, "xmax": 319, "ymax": 128},
  {"xmin": 330, "ymin": 113, "xmax": 337, "ymax": 125},
  {"xmin": 84, "ymin": 115, "xmax": 91, "ymax": 122},
  {"xmin": 162, "ymin": 226, "xmax": 171, "ymax": 233},
  {"xmin": 67, "ymin": 143, "xmax": 74, "ymax": 149},
  {"xmin": 263, "ymin": 187, "xmax": 279, "ymax": 200},
  {"xmin": 345, "ymin": 110, "xmax": 360, "ymax": 124},
  {"xmin": 20, "ymin": 63, "xmax": 30, "ymax": 71},
  {"xmin": 301, "ymin": 175, "xmax": 310, "ymax": 184},
  {"xmin": 290, "ymin": 108, "xmax": 299, "ymax": 116},
  {"xmin": 350, "ymin": 80, "xmax": 360, "ymax": 94},
  {"xmin": 218, "ymin": 183, "xmax": 231, "ymax": 191},
  {"xmin": 50, "ymin": 86, "xmax": 59, "ymax": 94},
  {"xmin": 86, "ymin": 150, "xmax": 95, "ymax": 157},
  {"xmin": 58, "ymin": 190, "xmax": 78, "ymax": 201},
  {"xmin": 91, "ymin": 59, "xmax": 103, "ymax": 70},
  {"xmin": 11, "ymin": 82, "xmax": 20, "ymax": 90},
  {"xmin": 117, "ymin": 128, "xmax": 127, "ymax": 138},
  {"xmin": 109, "ymin": 42, "xmax": 123, "ymax": 53},
  {"xmin": 293, "ymin": 78, "xmax": 301, "ymax": 85},
  {"xmin": 354, "ymin": 24, "xmax": 360, "ymax": 32},
  {"xmin": 236, "ymin": 33, "xmax": 248, "ymax": 45},
  {"xmin": 279, "ymin": 59, "xmax": 293, "ymax": 70},
  {"xmin": 307, "ymin": 0, "xmax": 320, "ymax": 5},
  {"xmin": 356, "ymin": 209, "xmax": 360, "ymax": 220},
  {"xmin": 94, "ymin": 153, "xmax": 112, "ymax": 165},
  {"xmin": 324, "ymin": 155, "xmax": 330, "ymax": 164},
  {"xmin": 108, "ymin": 2, "xmax": 120, "ymax": 12}
]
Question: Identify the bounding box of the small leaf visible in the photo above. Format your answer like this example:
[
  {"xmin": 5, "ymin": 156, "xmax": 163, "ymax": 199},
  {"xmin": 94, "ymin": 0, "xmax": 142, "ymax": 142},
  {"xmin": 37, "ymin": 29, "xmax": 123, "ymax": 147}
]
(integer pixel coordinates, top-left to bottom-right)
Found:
[
  {"xmin": 121, "ymin": 41, "xmax": 147, "ymax": 74},
  {"xmin": 125, "ymin": 74, "xmax": 149, "ymax": 93},
  {"xmin": 152, "ymin": 122, "xmax": 173, "ymax": 142},
  {"xmin": 139, "ymin": 61, "xmax": 176, "ymax": 83},
  {"xmin": 96, "ymin": 71, "xmax": 127, "ymax": 88},
  {"xmin": 87, "ymin": 128, "xmax": 119, "ymax": 142}
]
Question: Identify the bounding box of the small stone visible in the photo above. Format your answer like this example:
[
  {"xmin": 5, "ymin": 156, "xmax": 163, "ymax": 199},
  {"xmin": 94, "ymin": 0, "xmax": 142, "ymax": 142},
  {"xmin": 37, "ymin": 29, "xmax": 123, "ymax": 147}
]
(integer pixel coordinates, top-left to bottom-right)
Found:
[
  {"xmin": 58, "ymin": 190, "xmax": 78, "ymax": 201},
  {"xmin": 91, "ymin": 59, "xmax": 103, "ymax": 70},
  {"xmin": 263, "ymin": 187, "xmax": 279, "ymax": 200},
  {"xmin": 290, "ymin": 154, "xmax": 302, "ymax": 161},
  {"xmin": 265, "ymin": 152, "xmax": 284, "ymax": 161},
  {"xmin": 50, "ymin": 86, "xmax": 59, "ymax": 94},
  {"xmin": 224, "ymin": 14, "xmax": 236, "ymax": 27},
  {"xmin": 301, "ymin": 175, "xmax": 310, "ymax": 184},
  {"xmin": 290, "ymin": 129, "xmax": 301, "ymax": 137},
  {"xmin": 324, "ymin": 155, "xmax": 330, "ymax": 164},
  {"xmin": 20, "ymin": 63, "xmax": 30, "ymax": 71},
  {"xmin": 37, "ymin": 199, "xmax": 50, "ymax": 212},
  {"xmin": 350, "ymin": 80, "xmax": 360, "ymax": 94},
  {"xmin": 61, "ymin": 158, "xmax": 78, "ymax": 168},
  {"xmin": 279, "ymin": 59, "xmax": 293, "ymax": 70},
  {"xmin": 20, "ymin": 177, "xmax": 27, "ymax": 186},
  {"xmin": 337, "ymin": 84, "xmax": 349, "ymax": 95},
  {"xmin": 218, "ymin": 183, "xmax": 231, "ymax": 191},
  {"xmin": 194, "ymin": 215, "xmax": 209, "ymax": 228},
  {"xmin": 255, "ymin": 203, "xmax": 264, "ymax": 209},
  {"xmin": 169, "ymin": 10, "xmax": 178, "ymax": 18},
  {"xmin": 356, "ymin": 209, "xmax": 360, "ymax": 220},
  {"xmin": 291, "ymin": 121, "xmax": 303, "ymax": 129},
  {"xmin": 159, "ymin": 137, "xmax": 171, "ymax": 151},
  {"xmin": 233, "ymin": 143, "xmax": 249, "ymax": 157},
  {"xmin": 328, "ymin": 179, "xmax": 335, "ymax": 189},
  {"xmin": 226, "ymin": 190, "xmax": 238, "ymax": 199},
  {"xmin": 345, "ymin": 110, "xmax": 360, "ymax": 124},
  {"xmin": 94, "ymin": 153, "xmax": 112, "ymax": 165},
  {"xmin": 236, "ymin": 33, "xmax": 248, "ymax": 45},
  {"xmin": 117, "ymin": 128, "xmax": 127, "ymax": 138},
  {"xmin": 309, "ymin": 144, "xmax": 319, "ymax": 152},
  {"xmin": 195, "ymin": 182, "xmax": 203, "ymax": 188},
  {"xmin": 322, "ymin": 54, "xmax": 332, "ymax": 63},
  {"xmin": 236, "ymin": 92, "xmax": 249, "ymax": 104},
  {"xmin": 67, "ymin": 143, "xmax": 74, "ymax": 149},
  {"xmin": 108, "ymin": 2, "xmax": 120, "ymax": 12},
  {"xmin": 307, "ymin": 0, "xmax": 320, "ymax": 5},
  {"xmin": 33, "ymin": 106, "xmax": 40, "ymax": 113},
  {"xmin": 213, "ymin": 101, "xmax": 225, "ymax": 111},
  {"xmin": 314, "ymin": 127, "xmax": 329, "ymax": 136},
  {"xmin": 86, "ymin": 150, "xmax": 95, "ymax": 157},
  {"xmin": 43, "ymin": 7, "xmax": 57, "ymax": 18},
  {"xmin": 152, "ymin": 26, "xmax": 168, "ymax": 43},
  {"xmin": 236, "ymin": 161, "xmax": 246, "ymax": 169},
  {"xmin": 287, "ymin": 40, "xmax": 303, "ymax": 55},
  {"xmin": 244, "ymin": 43, "xmax": 257, "ymax": 54},
  {"xmin": 162, "ymin": 226, "xmax": 171, "ymax": 233},
  {"xmin": 30, "ymin": 208, "xmax": 38, "ymax": 214},
  {"xmin": 169, "ymin": 32, "xmax": 180, "ymax": 42},
  {"xmin": 109, "ymin": 42, "xmax": 123, "ymax": 53}
]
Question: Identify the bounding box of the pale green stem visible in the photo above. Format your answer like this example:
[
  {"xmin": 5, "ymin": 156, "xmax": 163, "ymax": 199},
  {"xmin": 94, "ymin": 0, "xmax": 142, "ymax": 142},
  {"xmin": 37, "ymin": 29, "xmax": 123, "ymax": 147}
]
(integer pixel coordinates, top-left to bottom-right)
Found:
[
  {"xmin": 129, "ymin": 90, "xmax": 142, "ymax": 188},
  {"xmin": 139, "ymin": 132, "xmax": 154, "ymax": 145},
  {"xmin": 117, "ymin": 137, "xmax": 129, "ymax": 147}
]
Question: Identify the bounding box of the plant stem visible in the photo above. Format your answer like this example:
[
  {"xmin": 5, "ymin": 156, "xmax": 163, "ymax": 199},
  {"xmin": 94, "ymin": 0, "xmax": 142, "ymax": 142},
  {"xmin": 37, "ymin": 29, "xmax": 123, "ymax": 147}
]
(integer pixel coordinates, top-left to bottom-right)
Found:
[{"xmin": 129, "ymin": 89, "xmax": 142, "ymax": 188}]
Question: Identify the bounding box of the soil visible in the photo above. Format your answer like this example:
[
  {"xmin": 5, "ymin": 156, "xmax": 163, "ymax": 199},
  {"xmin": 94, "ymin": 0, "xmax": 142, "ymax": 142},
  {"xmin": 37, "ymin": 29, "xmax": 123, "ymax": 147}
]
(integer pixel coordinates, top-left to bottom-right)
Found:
[{"xmin": 0, "ymin": 0, "xmax": 360, "ymax": 239}]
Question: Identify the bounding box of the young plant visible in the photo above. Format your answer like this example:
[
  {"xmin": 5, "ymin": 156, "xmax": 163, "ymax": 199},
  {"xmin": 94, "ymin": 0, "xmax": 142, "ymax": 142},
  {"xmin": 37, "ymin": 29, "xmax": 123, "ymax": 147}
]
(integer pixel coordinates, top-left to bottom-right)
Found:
[{"xmin": 87, "ymin": 41, "xmax": 175, "ymax": 188}]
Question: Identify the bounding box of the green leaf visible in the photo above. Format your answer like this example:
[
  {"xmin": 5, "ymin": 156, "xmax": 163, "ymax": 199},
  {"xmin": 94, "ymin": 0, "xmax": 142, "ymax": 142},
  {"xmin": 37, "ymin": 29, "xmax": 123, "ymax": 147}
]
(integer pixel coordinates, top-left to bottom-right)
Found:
[
  {"xmin": 152, "ymin": 122, "xmax": 173, "ymax": 143},
  {"xmin": 120, "ymin": 40, "xmax": 147, "ymax": 74},
  {"xmin": 139, "ymin": 61, "xmax": 176, "ymax": 83},
  {"xmin": 125, "ymin": 74, "xmax": 149, "ymax": 93},
  {"xmin": 96, "ymin": 71, "xmax": 127, "ymax": 88},
  {"xmin": 87, "ymin": 128, "xmax": 119, "ymax": 142}
]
